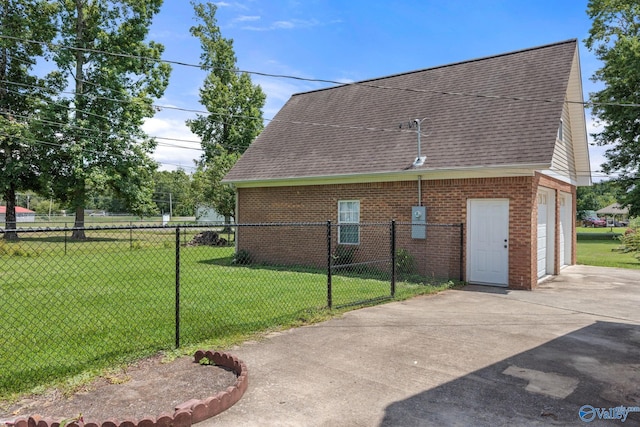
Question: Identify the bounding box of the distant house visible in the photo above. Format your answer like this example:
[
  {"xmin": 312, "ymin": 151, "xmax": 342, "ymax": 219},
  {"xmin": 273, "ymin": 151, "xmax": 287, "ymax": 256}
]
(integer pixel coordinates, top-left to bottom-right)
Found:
[
  {"xmin": 597, "ymin": 203, "xmax": 630, "ymax": 226},
  {"xmin": 223, "ymin": 40, "xmax": 590, "ymax": 290},
  {"xmin": 196, "ymin": 206, "xmax": 226, "ymax": 223},
  {"xmin": 0, "ymin": 206, "xmax": 36, "ymax": 223}
]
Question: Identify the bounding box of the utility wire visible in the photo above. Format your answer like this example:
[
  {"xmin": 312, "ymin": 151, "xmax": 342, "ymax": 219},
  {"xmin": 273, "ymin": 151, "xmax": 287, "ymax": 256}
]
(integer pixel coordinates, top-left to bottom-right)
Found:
[
  {"xmin": 0, "ymin": 36, "xmax": 620, "ymax": 178},
  {"xmin": 0, "ymin": 130, "xmax": 197, "ymax": 170},
  {"xmin": 1, "ymin": 97, "xmax": 616, "ymax": 178},
  {"xmin": 0, "ymin": 127, "xmax": 614, "ymax": 178},
  {"xmin": 2, "ymin": 34, "xmax": 640, "ymax": 108},
  {"xmin": 1, "ymin": 79, "xmax": 428, "ymax": 143}
]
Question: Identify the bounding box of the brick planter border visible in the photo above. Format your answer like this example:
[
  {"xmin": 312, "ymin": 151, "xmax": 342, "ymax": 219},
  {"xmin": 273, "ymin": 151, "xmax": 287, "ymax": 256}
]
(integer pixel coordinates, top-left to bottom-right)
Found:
[{"xmin": 7, "ymin": 351, "xmax": 248, "ymax": 427}]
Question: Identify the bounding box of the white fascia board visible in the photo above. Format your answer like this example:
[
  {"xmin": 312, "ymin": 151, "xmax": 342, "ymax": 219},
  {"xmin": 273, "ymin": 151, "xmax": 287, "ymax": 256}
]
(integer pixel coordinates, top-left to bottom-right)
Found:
[
  {"xmin": 226, "ymin": 163, "xmax": 550, "ymax": 188},
  {"xmin": 567, "ymin": 47, "xmax": 592, "ymax": 187}
]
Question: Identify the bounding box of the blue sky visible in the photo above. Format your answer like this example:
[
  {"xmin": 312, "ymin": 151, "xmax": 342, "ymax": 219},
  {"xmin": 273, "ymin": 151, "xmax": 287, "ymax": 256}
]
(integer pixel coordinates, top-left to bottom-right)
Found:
[{"xmin": 144, "ymin": 0, "xmax": 606, "ymax": 178}]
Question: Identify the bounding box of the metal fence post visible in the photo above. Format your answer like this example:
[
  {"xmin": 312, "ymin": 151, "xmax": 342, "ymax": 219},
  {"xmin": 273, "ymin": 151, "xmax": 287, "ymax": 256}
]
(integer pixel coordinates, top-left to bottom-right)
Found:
[
  {"xmin": 327, "ymin": 220, "xmax": 332, "ymax": 309},
  {"xmin": 459, "ymin": 223, "xmax": 464, "ymax": 282},
  {"xmin": 64, "ymin": 222, "xmax": 67, "ymax": 255},
  {"xmin": 175, "ymin": 226, "xmax": 181, "ymax": 348},
  {"xmin": 391, "ymin": 220, "xmax": 396, "ymax": 298}
]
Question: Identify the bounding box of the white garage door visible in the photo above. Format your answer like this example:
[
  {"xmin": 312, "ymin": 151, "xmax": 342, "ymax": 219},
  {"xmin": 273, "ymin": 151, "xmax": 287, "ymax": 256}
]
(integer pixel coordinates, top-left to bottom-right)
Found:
[
  {"xmin": 559, "ymin": 193, "xmax": 572, "ymax": 267},
  {"xmin": 537, "ymin": 192, "xmax": 548, "ymax": 278}
]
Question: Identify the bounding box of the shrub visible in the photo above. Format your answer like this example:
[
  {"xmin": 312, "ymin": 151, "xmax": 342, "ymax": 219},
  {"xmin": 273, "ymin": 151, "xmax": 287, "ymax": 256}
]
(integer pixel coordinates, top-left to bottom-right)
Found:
[
  {"xmin": 396, "ymin": 248, "xmax": 417, "ymax": 276},
  {"xmin": 332, "ymin": 245, "xmax": 357, "ymax": 267},
  {"xmin": 233, "ymin": 249, "xmax": 252, "ymax": 265},
  {"xmin": 619, "ymin": 228, "xmax": 640, "ymax": 257},
  {"xmin": 0, "ymin": 241, "xmax": 41, "ymax": 257}
]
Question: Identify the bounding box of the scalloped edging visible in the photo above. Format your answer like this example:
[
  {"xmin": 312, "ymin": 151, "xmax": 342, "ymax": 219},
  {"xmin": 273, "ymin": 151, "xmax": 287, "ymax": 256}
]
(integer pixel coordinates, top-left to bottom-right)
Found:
[{"xmin": 4, "ymin": 351, "xmax": 248, "ymax": 427}]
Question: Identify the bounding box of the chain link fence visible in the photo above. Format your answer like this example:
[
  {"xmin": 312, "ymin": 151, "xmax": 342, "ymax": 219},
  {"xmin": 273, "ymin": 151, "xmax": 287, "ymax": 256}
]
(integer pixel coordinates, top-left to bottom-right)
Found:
[{"xmin": 0, "ymin": 221, "xmax": 462, "ymax": 397}]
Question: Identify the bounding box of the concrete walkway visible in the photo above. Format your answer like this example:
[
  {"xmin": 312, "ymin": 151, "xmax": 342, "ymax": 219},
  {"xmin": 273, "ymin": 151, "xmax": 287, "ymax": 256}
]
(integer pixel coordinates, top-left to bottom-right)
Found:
[{"xmin": 202, "ymin": 265, "xmax": 640, "ymax": 426}]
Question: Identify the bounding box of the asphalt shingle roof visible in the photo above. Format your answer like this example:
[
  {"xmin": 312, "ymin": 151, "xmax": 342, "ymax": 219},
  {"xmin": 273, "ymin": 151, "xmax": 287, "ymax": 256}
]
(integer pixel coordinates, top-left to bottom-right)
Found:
[{"xmin": 225, "ymin": 39, "xmax": 577, "ymax": 183}]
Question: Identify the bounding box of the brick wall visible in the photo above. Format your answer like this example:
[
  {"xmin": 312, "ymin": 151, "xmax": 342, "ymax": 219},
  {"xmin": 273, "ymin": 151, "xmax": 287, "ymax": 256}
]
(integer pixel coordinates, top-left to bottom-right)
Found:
[{"xmin": 236, "ymin": 174, "xmax": 576, "ymax": 289}]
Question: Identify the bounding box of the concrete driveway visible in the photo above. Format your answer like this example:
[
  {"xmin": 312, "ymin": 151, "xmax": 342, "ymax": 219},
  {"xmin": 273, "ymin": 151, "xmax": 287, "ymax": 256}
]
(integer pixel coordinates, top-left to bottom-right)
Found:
[{"xmin": 203, "ymin": 265, "xmax": 640, "ymax": 426}]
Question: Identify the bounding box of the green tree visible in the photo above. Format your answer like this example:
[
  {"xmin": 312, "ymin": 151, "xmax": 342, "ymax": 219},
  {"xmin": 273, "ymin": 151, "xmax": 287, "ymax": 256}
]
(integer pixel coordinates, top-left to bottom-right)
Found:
[
  {"xmin": 42, "ymin": 0, "xmax": 170, "ymax": 239},
  {"xmin": 585, "ymin": 0, "xmax": 640, "ymax": 216},
  {"xmin": 187, "ymin": 1, "xmax": 265, "ymax": 221},
  {"xmin": 33, "ymin": 198, "xmax": 61, "ymax": 217},
  {"xmin": 577, "ymin": 180, "xmax": 622, "ymax": 219},
  {"xmin": 191, "ymin": 152, "xmax": 238, "ymax": 220},
  {"xmin": 0, "ymin": 0, "xmax": 57, "ymax": 240},
  {"xmin": 152, "ymin": 169, "xmax": 194, "ymax": 216}
]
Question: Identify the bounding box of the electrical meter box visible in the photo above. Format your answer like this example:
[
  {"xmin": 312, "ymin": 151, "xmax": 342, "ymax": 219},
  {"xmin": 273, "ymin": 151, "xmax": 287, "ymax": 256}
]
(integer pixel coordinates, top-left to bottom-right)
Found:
[{"xmin": 411, "ymin": 206, "xmax": 426, "ymax": 239}]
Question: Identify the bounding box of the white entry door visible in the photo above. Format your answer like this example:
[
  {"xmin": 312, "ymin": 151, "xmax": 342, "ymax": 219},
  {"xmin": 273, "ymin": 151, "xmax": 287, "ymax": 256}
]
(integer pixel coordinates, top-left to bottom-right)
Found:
[{"xmin": 467, "ymin": 199, "xmax": 509, "ymax": 286}]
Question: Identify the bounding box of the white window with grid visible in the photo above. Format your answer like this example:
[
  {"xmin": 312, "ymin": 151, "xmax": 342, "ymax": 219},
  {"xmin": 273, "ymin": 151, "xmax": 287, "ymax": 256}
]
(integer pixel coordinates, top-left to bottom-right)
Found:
[{"xmin": 338, "ymin": 200, "xmax": 360, "ymax": 244}]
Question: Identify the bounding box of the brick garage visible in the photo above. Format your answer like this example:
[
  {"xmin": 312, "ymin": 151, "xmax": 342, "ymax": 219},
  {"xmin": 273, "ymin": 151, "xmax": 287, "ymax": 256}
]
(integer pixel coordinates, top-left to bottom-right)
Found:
[
  {"xmin": 235, "ymin": 173, "xmax": 575, "ymax": 290},
  {"xmin": 224, "ymin": 40, "xmax": 590, "ymax": 290}
]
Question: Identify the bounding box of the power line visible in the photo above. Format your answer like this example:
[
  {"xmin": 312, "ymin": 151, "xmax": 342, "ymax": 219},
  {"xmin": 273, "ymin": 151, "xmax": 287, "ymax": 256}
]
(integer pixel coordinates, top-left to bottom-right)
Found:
[
  {"xmin": 0, "ymin": 128, "xmax": 615, "ymax": 178},
  {"xmin": 0, "ymin": 35, "xmax": 620, "ymax": 178},
  {"xmin": 2, "ymin": 34, "xmax": 640, "ymax": 108},
  {"xmin": 1, "ymin": 79, "xmax": 429, "ymax": 144},
  {"xmin": 1, "ymin": 100, "xmax": 616, "ymax": 178},
  {"xmin": 0, "ymin": 130, "xmax": 197, "ymax": 171}
]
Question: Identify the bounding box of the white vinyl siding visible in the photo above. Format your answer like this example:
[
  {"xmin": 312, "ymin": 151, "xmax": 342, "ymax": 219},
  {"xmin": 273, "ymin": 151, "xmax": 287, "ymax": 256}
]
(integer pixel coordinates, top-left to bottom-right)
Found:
[
  {"xmin": 551, "ymin": 103, "xmax": 576, "ymax": 181},
  {"xmin": 338, "ymin": 200, "xmax": 360, "ymax": 244}
]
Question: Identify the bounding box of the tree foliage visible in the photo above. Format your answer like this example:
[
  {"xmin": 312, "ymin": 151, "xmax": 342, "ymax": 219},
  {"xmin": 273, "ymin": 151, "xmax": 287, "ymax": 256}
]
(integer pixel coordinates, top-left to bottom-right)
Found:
[
  {"xmin": 191, "ymin": 152, "xmax": 239, "ymax": 220},
  {"xmin": 152, "ymin": 169, "xmax": 194, "ymax": 216},
  {"xmin": 0, "ymin": 0, "xmax": 58, "ymax": 239},
  {"xmin": 577, "ymin": 179, "xmax": 622, "ymax": 218},
  {"xmin": 41, "ymin": 0, "xmax": 170, "ymax": 238},
  {"xmin": 585, "ymin": 0, "xmax": 640, "ymax": 216},
  {"xmin": 187, "ymin": 1, "xmax": 265, "ymax": 221}
]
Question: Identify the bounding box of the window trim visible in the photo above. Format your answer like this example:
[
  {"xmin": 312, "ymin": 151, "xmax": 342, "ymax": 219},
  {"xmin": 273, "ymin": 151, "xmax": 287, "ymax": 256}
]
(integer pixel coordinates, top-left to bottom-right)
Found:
[
  {"xmin": 557, "ymin": 119, "xmax": 564, "ymax": 142},
  {"xmin": 338, "ymin": 200, "xmax": 360, "ymax": 245}
]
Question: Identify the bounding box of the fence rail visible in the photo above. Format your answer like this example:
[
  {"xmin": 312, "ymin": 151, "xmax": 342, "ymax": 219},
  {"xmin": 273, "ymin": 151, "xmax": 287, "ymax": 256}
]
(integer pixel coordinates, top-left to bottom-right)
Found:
[{"xmin": 0, "ymin": 221, "xmax": 462, "ymax": 397}]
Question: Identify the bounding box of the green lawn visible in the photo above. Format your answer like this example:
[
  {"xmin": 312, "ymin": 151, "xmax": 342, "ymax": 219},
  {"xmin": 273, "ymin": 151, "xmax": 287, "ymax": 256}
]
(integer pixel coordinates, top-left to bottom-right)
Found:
[
  {"xmin": 576, "ymin": 226, "xmax": 640, "ymax": 269},
  {"xmin": 0, "ymin": 229, "xmax": 452, "ymax": 399}
]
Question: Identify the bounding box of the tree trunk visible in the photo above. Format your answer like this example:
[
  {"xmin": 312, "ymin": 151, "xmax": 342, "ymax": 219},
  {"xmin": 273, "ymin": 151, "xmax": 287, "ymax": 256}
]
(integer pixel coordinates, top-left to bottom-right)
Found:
[
  {"xmin": 70, "ymin": 0, "xmax": 86, "ymax": 242},
  {"xmin": 71, "ymin": 186, "xmax": 86, "ymax": 240},
  {"xmin": 3, "ymin": 185, "xmax": 19, "ymax": 241}
]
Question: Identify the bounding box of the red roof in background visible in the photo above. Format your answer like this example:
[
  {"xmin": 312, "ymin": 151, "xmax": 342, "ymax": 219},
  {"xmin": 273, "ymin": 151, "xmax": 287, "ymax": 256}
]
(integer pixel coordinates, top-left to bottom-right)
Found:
[{"xmin": 0, "ymin": 206, "xmax": 35, "ymax": 214}]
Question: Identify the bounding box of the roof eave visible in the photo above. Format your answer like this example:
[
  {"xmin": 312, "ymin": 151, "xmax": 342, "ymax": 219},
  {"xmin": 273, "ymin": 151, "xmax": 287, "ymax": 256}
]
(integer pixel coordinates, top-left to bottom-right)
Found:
[
  {"xmin": 567, "ymin": 45, "xmax": 592, "ymax": 187},
  {"xmin": 224, "ymin": 163, "xmax": 551, "ymax": 188}
]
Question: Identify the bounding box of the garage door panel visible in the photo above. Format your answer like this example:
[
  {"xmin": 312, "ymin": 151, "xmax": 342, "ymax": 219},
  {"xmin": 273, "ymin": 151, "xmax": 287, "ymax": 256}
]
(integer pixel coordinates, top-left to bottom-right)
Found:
[
  {"xmin": 537, "ymin": 193, "xmax": 548, "ymax": 278},
  {"xmin": 559, "ymin": 193, "xmax": 572, "ymax": 267}
]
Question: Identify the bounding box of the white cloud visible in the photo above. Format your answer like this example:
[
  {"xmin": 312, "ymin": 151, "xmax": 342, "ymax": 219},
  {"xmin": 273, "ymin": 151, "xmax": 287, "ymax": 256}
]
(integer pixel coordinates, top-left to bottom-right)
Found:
[
  {"xmin": 272, "ymin": 20, "xmax": 296, "ymax": 29},
  {"xmin": 143, "ymin": 115, "xmax": 202, "ymax": 172},
  {"xmin": 242, "ymin": 18, "xmax": 324, "ymax": 31},
  {"xmin": 585, "ymin": 115, "xmax": 615, "ymax": 182},
  {"xmin": 215, "ymin": 1, "xmax": 249, "ymax": 10},
  {"xmin": 234, "ymin": 15, "xmax": 260, "ymax": 22},
  {"xmin": 254, "ymin": 75, "xmax": 325, "ymax": 120}
]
